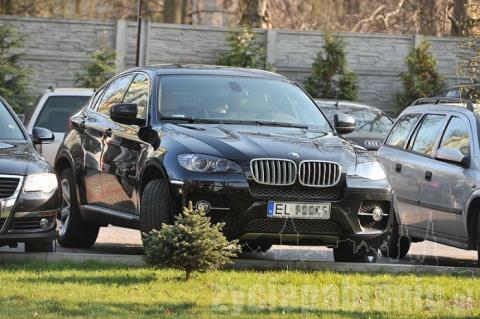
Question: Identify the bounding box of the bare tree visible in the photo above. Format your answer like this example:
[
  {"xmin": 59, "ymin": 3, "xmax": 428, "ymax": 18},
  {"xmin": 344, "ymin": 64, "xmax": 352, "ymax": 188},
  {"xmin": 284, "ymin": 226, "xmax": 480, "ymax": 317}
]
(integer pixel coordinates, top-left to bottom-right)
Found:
[{"xmin": 240, "ymin": 0, "xmax": 271, "ymax": 28}]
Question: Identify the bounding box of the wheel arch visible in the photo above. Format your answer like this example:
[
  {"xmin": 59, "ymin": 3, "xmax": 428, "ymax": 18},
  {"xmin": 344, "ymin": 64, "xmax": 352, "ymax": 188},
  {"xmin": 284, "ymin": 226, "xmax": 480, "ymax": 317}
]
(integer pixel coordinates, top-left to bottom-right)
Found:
[
  {"xmin": 139, "ymin": 161, "xmax": 169, "ymax": 195},
  {"xmin": 466, "ymin": 193, "xmax": 480, "ymax": 248}
]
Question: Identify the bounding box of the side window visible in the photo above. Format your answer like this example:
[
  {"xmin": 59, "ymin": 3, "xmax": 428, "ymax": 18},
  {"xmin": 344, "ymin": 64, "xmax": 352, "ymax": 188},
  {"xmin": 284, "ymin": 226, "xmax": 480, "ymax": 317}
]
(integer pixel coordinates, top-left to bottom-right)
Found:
[
  {"xmin": 385, "ymin": 113, "xmax": 421, "ymax": 148},
  {"xmin": 123, "ymin": 73, "xmax": 149, "ymax": 119},
  {"xmin": 97, "ymin": 75, "xmax": 134, "ymax": 115},
  {"xmin": 409, "ymin": 114, "xmax": 446, "ymax": 156},
  {"xmin": 439, "ymin": 116, "xmax": 471, "ymax": 156},
  {"xmin": 90, "ymin": 87, "xmax": 105, "ymax": 110}
]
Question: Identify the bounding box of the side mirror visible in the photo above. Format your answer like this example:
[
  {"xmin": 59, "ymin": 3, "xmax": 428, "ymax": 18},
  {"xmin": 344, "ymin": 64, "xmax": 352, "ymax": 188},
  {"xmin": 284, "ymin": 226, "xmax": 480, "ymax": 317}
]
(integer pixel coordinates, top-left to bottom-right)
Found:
[
  {"xmin": 31, "ymin": 127, "xmax": 54, "ymax": 144},
  {"xmin": 110, "ymin": 103, "xmax": 145, "ymax": 126},
  {"xmin": 334, "ymin": 113, "xmax": 356, "ymax": 134},
  {"xmin": 436, "ymin": 147, "xmax": 469, "ymax": 167}
]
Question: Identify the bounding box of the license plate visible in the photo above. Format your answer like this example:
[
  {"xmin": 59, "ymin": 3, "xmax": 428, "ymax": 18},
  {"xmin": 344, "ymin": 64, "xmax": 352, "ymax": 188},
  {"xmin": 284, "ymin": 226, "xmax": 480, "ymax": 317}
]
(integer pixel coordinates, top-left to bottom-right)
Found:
[{"xmin": 267, "ymin": 201, "xmax": 331, "ymax": 219}]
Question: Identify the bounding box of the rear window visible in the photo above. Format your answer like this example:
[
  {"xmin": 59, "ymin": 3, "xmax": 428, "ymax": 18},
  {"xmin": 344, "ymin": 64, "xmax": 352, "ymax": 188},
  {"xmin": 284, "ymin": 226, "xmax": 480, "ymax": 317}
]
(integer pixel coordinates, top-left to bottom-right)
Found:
[
  {"xmin": 385, "ymin": 113, "xmax": 422, "ymax": 148},
  {"xmin": 35, "ymin": 96, "xmax": 90, "ymax": 132}
]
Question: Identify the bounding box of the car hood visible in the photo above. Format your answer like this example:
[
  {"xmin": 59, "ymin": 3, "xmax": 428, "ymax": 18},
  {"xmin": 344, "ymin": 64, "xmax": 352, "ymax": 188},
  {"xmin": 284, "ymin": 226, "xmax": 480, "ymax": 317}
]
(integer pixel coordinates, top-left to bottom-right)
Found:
[
  {"xmin": 0, "ymin": 141, "xmax": 51, "ymax": 176},
  {"xmin": 164, "ymin": 124, "xmax": 361, "ymax": 170}
]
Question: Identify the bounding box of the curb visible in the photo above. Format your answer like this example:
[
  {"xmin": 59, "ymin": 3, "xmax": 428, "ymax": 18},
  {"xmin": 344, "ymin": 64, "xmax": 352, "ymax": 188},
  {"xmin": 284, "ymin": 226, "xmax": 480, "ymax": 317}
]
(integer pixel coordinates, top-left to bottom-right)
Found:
[{"xmin": 1, "ymin": 252, "xmax": 479, "ymax": 275}]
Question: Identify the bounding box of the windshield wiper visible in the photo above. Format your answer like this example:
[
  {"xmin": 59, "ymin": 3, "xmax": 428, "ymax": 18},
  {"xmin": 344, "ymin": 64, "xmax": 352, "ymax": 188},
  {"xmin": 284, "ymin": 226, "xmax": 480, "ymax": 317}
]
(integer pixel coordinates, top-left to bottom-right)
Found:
[
  {"xmin": 250, "ymin": 120, "xmax": 309, "ymax": 129},
  {"xmin": 160, "ymin": 117, "xmax": 309, "ymax": 129}
]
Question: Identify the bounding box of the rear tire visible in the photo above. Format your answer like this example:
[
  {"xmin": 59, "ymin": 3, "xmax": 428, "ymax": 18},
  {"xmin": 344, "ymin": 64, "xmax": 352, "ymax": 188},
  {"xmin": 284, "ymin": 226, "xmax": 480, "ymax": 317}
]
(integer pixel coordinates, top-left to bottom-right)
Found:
[
  {"xmin": 25, "ymin": 241, "xmax": 54, "ymax": 253},
  {"xmin": 380, "ymin": 213, "xmax": 411, "ymax": 259},
  {"xmin": 56, "ymin": 168, "xmax": 99, "ymax": 248},
  {"xmin": 139, "ymin": 179, "xmax": 173, "ymax": 235},
  {"xmin": 333, "ymin": 241, "xmax": 378, "ymax": 263}
]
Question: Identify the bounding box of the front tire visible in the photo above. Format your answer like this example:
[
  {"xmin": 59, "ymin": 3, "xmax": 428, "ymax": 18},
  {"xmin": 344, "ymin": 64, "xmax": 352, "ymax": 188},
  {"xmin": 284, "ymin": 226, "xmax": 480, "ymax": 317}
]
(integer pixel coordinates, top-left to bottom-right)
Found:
[
  {"xmin": 56, "ymin": 168, "xmax": 99, "ymax": 248},
  {"xmin": 139, "ymin": 179, "xmax": 173, "ymax": 234},
  {"xmin": 333, "ymin": 241, "xmax": 378, "ymax": 263},
  {"xmin": 380, "ymin": 213, "xmax": 411, "ymax": 259},
  {"xmin": 25, "ymin": 241, "xmax": 54, "ymax": 253}
]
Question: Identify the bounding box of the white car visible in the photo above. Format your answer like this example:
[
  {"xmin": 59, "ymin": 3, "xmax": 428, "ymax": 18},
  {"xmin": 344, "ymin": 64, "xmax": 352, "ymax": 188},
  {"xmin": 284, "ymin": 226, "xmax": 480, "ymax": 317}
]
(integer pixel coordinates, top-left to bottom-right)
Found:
[{"xmin": 27, "ymin": 88, "xmax": 93, "ymax": 164}]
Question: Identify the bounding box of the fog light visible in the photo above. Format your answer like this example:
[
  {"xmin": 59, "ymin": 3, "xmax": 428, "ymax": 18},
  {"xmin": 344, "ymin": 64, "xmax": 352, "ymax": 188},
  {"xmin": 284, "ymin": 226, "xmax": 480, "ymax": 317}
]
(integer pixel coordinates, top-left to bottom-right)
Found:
[
  {"xmin": 372, "ymin": 207, "xmax": 383, "ymax": 222},
  {"xmin": 39, "ymin": 218, "xmax": 50, "ymax": 229},
  {"xmin": 195, "ymin": 200, "xmax": 211, "ymax": 213}
]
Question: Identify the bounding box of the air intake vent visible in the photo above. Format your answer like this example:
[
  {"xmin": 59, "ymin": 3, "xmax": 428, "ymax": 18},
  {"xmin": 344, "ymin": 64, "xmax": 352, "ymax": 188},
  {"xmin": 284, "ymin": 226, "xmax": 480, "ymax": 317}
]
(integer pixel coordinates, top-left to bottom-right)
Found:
[
  {"xmin": 250, "ymin": 159, "xmax": 296, "ymax": 186},
  {"xmin": 0, "ymin": 177, "xmax": 20, "ymax": 199},
  {"xmin": 298, "ymin": 161, "xmax": 341, "ymax": 187}
]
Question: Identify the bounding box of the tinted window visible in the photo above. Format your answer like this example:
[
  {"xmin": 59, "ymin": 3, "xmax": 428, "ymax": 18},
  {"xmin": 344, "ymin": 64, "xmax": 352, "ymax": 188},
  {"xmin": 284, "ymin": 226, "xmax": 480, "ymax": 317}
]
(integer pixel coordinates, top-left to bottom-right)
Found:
[
  {"xmin": 159, "ymin": 75, "xmax": 331, "ymax": 131},
  {"xmin": 123, "ymin": 73, "xmax": 149, "ymax": 119},
  {"xmin": 90, "ymin": 87, "xmax": 106, "ymax": 110},
  {"xmin": 323, "ymin": 107, "xmax": 392, "ymax": 136},
  {"xmin": 97, "ymin": 75, "xmax": 134, "ymax": 115},
  {"xmin": 440, "ymin": 117, "xmax": 470, "ymax": 156},
  {"xmin": 35, "ymin": 96, "xmax": 90, "ymax": 132},
  {"xmin": 385, "ymin": 113, "xmax": 421, "ymax": 148},
  {"xmin": 0, "ymin": 101, "xmax": 24, "ymax": 140},
  {"xmin": 410, "ymin": 114, "xmax": 446, "ymax": 156}
]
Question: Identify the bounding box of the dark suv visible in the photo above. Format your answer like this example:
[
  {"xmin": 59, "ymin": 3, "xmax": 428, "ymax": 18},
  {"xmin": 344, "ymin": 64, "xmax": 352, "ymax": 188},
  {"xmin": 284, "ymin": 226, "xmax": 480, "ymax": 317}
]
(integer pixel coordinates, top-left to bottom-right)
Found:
[{"xmin": 55, "ymin": 65, "xmax": 393, "ymax": 262}]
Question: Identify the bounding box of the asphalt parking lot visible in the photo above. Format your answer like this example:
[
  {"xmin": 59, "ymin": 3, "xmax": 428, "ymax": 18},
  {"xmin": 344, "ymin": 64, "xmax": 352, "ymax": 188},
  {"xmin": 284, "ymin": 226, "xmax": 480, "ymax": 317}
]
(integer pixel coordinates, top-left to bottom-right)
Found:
[{"xmin": 2, "ymin": 226, "xmax": 477, "ymax": 269}]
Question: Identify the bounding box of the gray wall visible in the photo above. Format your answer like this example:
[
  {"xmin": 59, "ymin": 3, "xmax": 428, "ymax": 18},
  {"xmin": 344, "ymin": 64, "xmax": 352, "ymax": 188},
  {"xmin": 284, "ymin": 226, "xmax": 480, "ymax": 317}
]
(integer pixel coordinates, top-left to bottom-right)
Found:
[{"xmin": 1, "ymin": 16, "xmax": 467, "ymax": 113}]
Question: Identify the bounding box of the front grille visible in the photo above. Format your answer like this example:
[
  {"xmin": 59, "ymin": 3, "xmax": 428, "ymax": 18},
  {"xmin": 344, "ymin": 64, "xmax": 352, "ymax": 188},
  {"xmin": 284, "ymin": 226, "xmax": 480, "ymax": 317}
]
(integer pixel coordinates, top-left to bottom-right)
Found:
[
  {"xmin": 250, "ymin": 159, "xmax": 296, "ymax": 186},
  {"xmin": 0, "ymin": 177, "xmax": 20, "ymax": 199},
  {"xmin": 299, "ymin": 161, "xmax": 341, "ymax": 187},
  {"xmin": 250, "ymin": 186, "xmax": 343, "ymax": 200},
  {"xmin": 244, "ymin": 218, "xmax": 341, "ymax": 234}
]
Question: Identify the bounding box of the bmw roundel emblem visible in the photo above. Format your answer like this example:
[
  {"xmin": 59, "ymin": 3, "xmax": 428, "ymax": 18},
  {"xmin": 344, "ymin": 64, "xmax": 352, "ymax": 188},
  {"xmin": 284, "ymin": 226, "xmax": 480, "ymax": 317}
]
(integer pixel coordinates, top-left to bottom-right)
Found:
[{"xmin": 289, "ymin": 152, "xmax": 300, "ymax": 159}]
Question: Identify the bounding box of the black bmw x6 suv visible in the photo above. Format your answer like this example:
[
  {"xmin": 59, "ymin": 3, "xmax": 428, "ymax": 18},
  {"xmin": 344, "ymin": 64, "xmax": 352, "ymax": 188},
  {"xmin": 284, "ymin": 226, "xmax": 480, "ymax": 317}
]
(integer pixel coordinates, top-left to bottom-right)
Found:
[{"xmin": 55, "ymin": 65, "xmax": 393, "ymax": 262}]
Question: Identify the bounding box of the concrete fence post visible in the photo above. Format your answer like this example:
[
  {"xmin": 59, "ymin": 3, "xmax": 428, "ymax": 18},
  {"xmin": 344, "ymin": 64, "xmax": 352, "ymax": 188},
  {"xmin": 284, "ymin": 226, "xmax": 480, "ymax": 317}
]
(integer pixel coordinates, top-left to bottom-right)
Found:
[
  {"xmin": 266, "ymin": 29, "xmax": 277, "ymax": 66},
  {"xmin": 115, "ymin": 19, "xmax": 126, "ymax": 72},
  {"xmin": 138, "ymin": 19, "xmax": 150, "ymax": 66}
]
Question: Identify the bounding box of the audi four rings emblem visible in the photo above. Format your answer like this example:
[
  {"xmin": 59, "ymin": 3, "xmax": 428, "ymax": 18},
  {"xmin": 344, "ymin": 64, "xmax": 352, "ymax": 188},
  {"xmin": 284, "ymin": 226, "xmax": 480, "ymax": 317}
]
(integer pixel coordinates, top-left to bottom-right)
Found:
[
  {"xmin": 289, "ymin": 152, "xmax": 300, "ymax": 159},
  {"xmin": 364, "ymin": 140, "xmax": 383, "ymax": 148}
]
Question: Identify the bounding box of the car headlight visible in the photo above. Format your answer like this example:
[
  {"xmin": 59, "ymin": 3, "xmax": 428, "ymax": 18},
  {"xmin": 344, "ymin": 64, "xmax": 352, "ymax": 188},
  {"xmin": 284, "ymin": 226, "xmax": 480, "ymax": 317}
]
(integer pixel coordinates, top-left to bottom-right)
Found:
[
  {"xmin": 24, "ymin": 173, "xmax": 58, "ymax": 193},
  {"xmin": 347, "ymin": 161, "xmax": 387, "ymax": 181},
  {"xmin": 178, "ymin": 154, "xmax": 242, "ymax": 173}
]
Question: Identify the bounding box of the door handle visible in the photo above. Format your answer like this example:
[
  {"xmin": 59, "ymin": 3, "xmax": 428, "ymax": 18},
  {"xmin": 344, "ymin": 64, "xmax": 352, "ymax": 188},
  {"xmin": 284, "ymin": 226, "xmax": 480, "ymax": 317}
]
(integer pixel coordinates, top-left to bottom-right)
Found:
[
  {"xmin": 395, "ymin": 163, "xmax": 402, "ymax": 173},
  {"xmin": 103, "ymin": 128, "xmax": 112, "ymax": 138},
  {"xmin": 425, "ymin": 171, "xmax": 432, "ymax": 181}
]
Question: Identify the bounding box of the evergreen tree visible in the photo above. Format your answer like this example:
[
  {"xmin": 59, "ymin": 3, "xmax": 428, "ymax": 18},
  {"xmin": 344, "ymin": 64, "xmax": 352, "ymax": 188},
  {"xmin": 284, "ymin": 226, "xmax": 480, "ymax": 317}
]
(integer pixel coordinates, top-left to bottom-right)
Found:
[
  {"xmin": 142, "ymin": 203, "xmax": 241, "ymax": 280},
  {"xmin": 0, "ymin": 23, "xmax": 31, "ymax": 113},
  {"xmin": 304, "ymin": 33, "xmax": 358, "ymax": 100},
  {"xmin": 396, "ymin": 40, "xmax": 446, "ymax": 112},
  {"xmin": 75, "ymin": 48, "xmax": 116, "ymax": 89},
  {"xmin": 218, "ymin": 27, "xmax": 272, "ymax": 70}
]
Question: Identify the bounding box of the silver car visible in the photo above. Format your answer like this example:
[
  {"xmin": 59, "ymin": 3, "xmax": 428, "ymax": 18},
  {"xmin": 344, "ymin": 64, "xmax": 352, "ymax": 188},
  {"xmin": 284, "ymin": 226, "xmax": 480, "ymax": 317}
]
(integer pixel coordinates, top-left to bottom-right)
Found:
[{"xmin": 376, "ymin": 97, "xmax": 480, "ymax": 261}]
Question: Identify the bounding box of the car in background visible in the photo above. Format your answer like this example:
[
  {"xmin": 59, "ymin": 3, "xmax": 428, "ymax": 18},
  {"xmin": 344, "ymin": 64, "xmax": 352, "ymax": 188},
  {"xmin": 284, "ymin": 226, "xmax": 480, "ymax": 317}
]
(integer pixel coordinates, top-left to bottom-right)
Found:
[
  {"xmin": 438, "ymin": 84, "xmax": 480, "ymax": 99},
  {"xmin": 0, "ymin": 96, "xmax": 59, "ymax": 252},
  {"xmin": 377, "ymin": 97, "xmax": 480, "ymax": 262},
  {"xmin": 54, "ymin": 65, "xmax": 393, "ymax": 263},
  {"xmin": 26, "ymin": 88, "xmax": 93, "ymax": 164},
  {"xmin": 315, "ymin": 100, "xmax": 394, "ymax": 151}
]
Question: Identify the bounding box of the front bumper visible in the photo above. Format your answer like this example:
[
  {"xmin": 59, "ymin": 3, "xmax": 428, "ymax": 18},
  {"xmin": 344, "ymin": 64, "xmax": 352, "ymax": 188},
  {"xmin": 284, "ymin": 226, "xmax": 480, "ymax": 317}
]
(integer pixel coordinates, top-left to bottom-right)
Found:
[
  {"xmin": 0, "ymin": 177, "xmax": 59, "ymax": 245},
  {"xmin": 170, "ymin": 176, "xmax": 393, "ymax": 248}
]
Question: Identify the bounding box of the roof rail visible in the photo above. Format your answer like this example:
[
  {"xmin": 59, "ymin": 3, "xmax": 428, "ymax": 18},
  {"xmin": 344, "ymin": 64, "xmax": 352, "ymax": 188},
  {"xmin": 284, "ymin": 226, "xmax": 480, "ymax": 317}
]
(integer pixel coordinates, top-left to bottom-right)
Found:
[{"xmin": 411, "ymin": 97, "xmax": 474, "ymax": 111}]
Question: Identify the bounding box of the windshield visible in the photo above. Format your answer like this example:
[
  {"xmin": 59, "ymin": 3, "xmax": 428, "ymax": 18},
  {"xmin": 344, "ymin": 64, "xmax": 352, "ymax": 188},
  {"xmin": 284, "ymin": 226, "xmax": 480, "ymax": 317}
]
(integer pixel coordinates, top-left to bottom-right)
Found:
[
  {"xmin": 321, "ymin": 106, "xmax": 393, "ymax": 136},
  {"xmin": 0, "ymin": 100, "xmax": 25, "ymax": 140},
  {"xmin": 158, "ymin": 75, "xmax": 331, "ymax": 131},
  {"xmin": 35, "ymin": 95, "xmax": 91, "ymax": 133}
]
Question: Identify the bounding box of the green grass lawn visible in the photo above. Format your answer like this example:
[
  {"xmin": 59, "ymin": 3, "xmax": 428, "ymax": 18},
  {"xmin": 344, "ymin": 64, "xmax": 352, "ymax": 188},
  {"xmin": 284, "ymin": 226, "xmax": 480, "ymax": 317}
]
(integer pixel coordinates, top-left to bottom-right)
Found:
[{"xmin": 0, "ymin": 260, "xmax": 478, "ymax": 319}]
